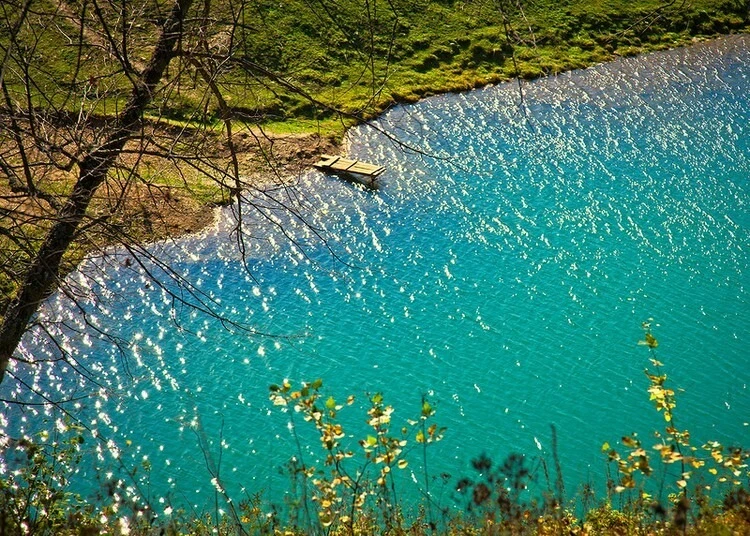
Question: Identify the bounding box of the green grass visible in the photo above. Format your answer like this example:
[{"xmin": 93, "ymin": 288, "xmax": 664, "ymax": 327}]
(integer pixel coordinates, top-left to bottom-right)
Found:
[{"xmin": 2, "ymin": 0, "xmax": 747, "ymax": 137}]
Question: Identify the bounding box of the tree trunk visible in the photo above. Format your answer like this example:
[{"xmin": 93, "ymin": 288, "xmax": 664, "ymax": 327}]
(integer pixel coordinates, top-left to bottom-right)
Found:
[{"xmin": 0, "ymin": 0, "xmax": 195, "ymax": 384}]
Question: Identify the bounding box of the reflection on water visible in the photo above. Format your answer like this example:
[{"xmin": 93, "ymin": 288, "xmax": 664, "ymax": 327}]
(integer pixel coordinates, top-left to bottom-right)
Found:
[{"xmin": 3, "ymin": 35, "xmax": 749, "ymax": 511}]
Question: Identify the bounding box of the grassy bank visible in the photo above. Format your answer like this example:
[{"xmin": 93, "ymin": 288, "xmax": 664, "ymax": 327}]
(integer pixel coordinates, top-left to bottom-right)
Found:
[
  {"xmin": 4, "ymin": 0, "xmax": 747, "ymax": 135},
  {"xmin": 202, "ymin": 0, "xmax": 750, "ymax": 133}
]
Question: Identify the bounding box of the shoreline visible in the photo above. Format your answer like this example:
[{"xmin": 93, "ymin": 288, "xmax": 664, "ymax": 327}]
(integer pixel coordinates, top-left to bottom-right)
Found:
[
  {"xmin": 191, "ymin": 32, "xmax": 747, "ymax": 227},
  {"xmin": 1, "ymin": 33, "xmax": 746, "ymax": 311}
]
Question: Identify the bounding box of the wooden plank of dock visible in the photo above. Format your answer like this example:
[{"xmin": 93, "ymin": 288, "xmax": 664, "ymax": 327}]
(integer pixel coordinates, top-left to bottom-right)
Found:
[{"xmin": 313, "ymin": 154, "xmax": 385, "ymax": 179}]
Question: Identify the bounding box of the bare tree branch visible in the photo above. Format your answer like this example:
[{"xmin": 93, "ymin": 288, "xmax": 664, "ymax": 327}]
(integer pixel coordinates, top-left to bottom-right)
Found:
[{"xmin": 0, "ymin": 0, "xmax": 196, "ymax": 383}]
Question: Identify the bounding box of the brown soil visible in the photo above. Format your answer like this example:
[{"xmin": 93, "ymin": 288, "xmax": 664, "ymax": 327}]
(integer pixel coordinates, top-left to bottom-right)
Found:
[
  {"xmin": 110, "ymin": 129, "xmax": 341, "ymax": 242},
  {"xmin": 1, "ymin": 127, "xmax": 340, "ymax": 244},
  {"xmin": 0, "ymin": 126, "xmax": 340, "ymax": 309}
]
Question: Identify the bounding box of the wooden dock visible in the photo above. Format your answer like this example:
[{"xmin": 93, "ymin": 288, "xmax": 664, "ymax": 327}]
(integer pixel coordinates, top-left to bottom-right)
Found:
[{"xmin": 313, "ymin": 154, "xmax": 385, "ymax": 187}]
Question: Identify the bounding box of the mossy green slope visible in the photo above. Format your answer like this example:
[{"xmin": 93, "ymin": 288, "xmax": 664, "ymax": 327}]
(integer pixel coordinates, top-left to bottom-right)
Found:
[
  {"xmin": 3, "ymin": 0, "xmax": 747, "ymax": 134},
  {"xmin": 213, "ymin": 0, "xmax": 750, "ymax": 130}
]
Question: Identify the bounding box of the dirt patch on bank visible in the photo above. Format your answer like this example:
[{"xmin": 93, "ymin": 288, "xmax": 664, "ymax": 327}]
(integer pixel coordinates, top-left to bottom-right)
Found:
[
  {"xmin": 1, "ymin": 127, "xmax": 340, "ymax": 244},
  {"xmin": 112, "ymin": 129, "xmax": 341, "ymax": 242},
  {"xmin": 0, "ymin": 126, "xmax": 341, "ymax": 308}
]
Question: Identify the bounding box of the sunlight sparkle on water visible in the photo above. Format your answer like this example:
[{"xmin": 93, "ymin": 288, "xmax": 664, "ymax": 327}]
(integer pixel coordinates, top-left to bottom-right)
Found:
[{"xmin": 1, "ymin": 35, "xmax": 748, "ymax": 508}]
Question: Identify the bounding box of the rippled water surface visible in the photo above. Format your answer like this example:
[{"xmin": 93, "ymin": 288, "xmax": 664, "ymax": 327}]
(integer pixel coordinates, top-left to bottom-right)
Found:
[{"xmin": 4, "ymin": 36, "xmax": 749, "ymax": 510}]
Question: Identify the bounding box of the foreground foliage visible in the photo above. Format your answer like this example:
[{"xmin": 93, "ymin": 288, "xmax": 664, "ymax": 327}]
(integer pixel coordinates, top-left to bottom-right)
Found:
[{"xmin": 2, "ymin": 326, "xmax": 749, "ymax": 534}]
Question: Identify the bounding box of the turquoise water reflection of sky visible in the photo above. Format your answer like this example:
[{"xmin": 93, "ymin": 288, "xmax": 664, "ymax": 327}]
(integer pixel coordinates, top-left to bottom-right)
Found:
[{"xmin": 3, "ymin": 35, "xmax": 748, "ymax": 514}]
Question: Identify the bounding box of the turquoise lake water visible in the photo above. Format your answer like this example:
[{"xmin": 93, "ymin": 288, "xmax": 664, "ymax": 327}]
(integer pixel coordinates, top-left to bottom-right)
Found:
[{"xmin": 3, "ymin": 35, "xmax": 749, "ymax": 513}]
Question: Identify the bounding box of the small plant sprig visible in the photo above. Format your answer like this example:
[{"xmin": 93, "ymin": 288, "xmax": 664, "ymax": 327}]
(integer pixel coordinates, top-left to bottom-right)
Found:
[
  {"xmin": 0, "ymin": 420, "xmax": 98, "ymax": 535},
  {"xmin": 410, "ymin": 396, "xmax": 446, "ymax": 530},
  {"xmin": 604, "ymin": 321, "xmax": 750, "ymax": 526},
  {"xmin": 362, "ymin": 392, "xmax": 408, "ymax": 485},
  {"xmin": 454, "ymin": 451, "xmax": 543, "ymax": 533},
  {"xmin": 269, "ymin": 378, "xmax": 356, "ymax": 530},
  {"xmin": 269, "ymin": 379, "xmax": 445, "ymax": 533}
]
